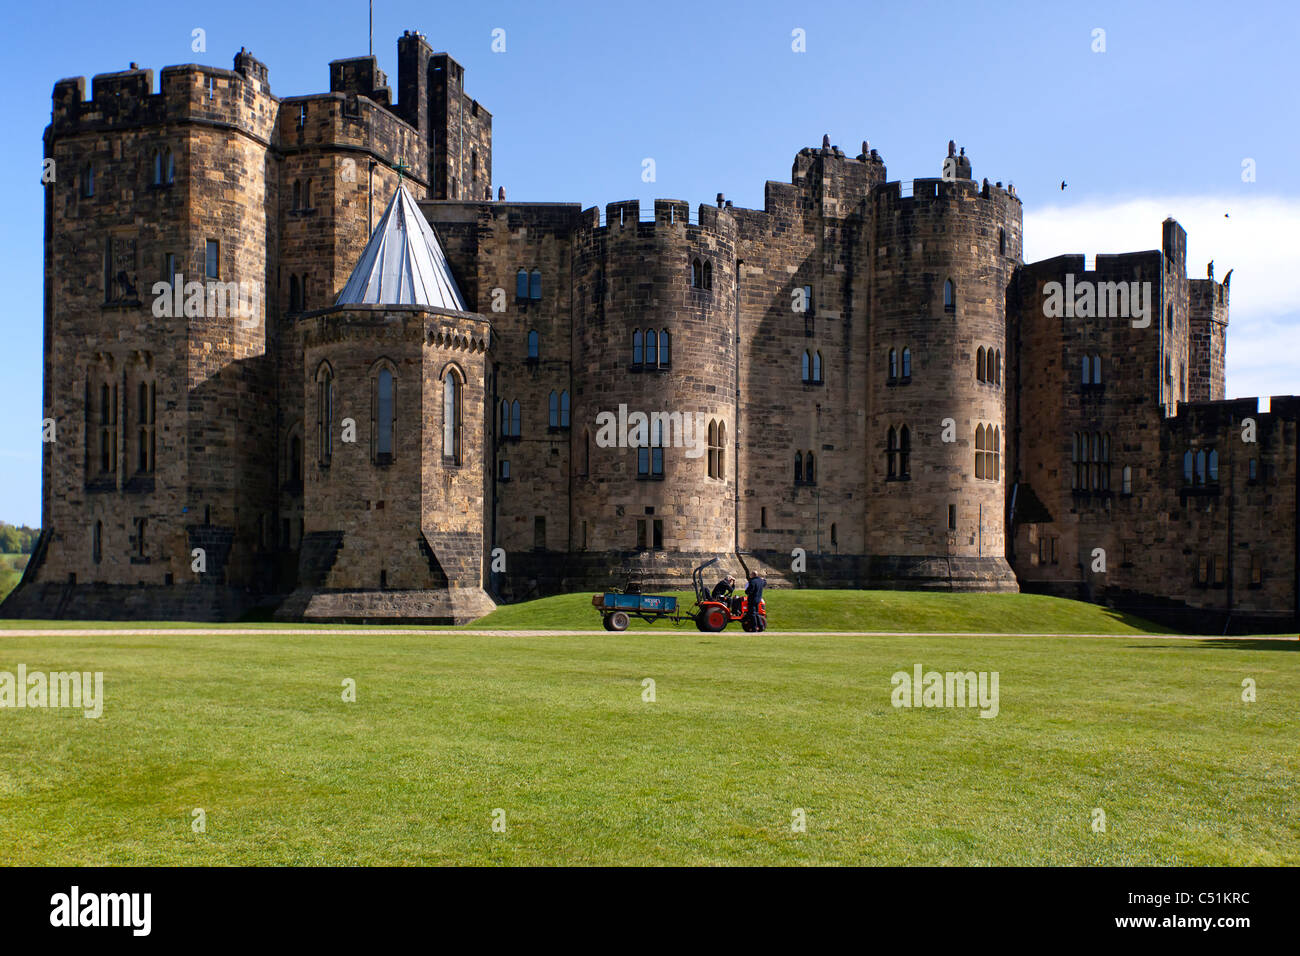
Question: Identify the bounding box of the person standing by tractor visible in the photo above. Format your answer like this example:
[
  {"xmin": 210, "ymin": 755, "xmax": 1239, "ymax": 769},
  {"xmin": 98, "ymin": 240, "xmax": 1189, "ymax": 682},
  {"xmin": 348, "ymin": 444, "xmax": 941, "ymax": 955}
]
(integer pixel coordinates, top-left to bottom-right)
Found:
[{"xmin": 744, "ymin": 569, "xmax": 767, "ymax": 631}]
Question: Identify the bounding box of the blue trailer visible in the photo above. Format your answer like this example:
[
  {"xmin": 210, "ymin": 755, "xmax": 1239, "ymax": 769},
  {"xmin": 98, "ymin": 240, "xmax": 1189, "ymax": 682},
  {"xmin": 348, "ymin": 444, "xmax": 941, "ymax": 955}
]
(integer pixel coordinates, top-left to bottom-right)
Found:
[{"xmin": 591, "ymin": 591, "xmax": 681, "ymax": 630}]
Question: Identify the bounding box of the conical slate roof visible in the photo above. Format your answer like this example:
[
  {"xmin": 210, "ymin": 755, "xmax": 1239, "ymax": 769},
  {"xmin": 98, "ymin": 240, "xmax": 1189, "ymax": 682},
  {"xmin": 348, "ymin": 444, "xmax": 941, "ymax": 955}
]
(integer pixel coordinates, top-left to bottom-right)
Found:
[{"xmin": 334, "ymin": 184, "xmax": 467, "ymax": 310}]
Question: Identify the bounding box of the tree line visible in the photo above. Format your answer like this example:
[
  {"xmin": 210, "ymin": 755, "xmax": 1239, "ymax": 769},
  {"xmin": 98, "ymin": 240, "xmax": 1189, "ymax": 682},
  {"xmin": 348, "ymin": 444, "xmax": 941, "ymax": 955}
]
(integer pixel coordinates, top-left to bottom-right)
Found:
[{"xmin": 0, "ymin": 522, "xmax": 39, "ymax": 554}]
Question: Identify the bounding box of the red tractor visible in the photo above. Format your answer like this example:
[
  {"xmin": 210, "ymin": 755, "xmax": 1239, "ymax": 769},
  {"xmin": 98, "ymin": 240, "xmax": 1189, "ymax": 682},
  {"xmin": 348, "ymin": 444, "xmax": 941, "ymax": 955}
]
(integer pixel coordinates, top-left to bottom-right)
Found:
[{"xmin": 691, "ymin": 558, "xmax": 766, "ymax": 632}]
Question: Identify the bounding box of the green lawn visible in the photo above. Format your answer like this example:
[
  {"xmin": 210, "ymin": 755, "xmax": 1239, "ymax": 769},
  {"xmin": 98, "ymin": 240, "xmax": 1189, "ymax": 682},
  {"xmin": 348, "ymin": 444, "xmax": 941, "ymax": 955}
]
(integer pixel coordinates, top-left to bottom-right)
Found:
[
  {"xmin": 0, "ymin": 626, "xmax": 1295, "ymax": 865},
  {"xmin": 2, "ymin": 589, "xmax": 1289, "ymax": 636},
  {"xmin": 472, "ymin": 589, "xmax": 1177, "ymax": 634}
]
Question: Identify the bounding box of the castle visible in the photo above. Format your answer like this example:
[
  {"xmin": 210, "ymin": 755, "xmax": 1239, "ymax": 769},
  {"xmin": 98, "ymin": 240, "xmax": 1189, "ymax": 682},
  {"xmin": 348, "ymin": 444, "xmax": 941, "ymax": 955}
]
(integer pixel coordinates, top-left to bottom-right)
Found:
[{"xmin": 5, "ymin": 32, "xmax": 1297, "ymax": 631}]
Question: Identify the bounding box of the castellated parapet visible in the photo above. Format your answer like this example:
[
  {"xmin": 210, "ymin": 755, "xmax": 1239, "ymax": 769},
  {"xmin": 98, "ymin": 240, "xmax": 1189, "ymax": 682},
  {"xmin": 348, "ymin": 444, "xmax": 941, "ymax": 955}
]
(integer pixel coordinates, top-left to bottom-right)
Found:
[{"xmin": 7, "ymin": 35, "xmax": 1296, "ymax": 631}]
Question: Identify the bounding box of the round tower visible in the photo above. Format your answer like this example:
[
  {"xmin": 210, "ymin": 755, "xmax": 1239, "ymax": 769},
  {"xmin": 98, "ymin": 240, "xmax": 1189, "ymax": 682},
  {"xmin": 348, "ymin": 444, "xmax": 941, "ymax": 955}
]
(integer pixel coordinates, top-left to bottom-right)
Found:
[
  {"xmin": 570, "ymin": 199, "xmax": 738, "ymax": 582},
  {"xmin": 865, "ymin": 147, "xmax": 1022, "ymax": 589}
]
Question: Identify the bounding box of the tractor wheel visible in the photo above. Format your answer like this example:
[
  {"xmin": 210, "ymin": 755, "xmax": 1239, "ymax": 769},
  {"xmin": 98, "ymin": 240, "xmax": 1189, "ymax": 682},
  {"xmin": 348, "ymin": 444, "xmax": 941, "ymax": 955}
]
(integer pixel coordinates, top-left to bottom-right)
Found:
[
  {"xmin": 697, "ymin": 606, "xmax": 727, "ymax": 632},
  {"xmin": 742, "ymin": 617, "xmax": 755, "ymax": 632},
  {"xmin": 609, "ymin": 611, "xmax": 630, "ymax": 632}
]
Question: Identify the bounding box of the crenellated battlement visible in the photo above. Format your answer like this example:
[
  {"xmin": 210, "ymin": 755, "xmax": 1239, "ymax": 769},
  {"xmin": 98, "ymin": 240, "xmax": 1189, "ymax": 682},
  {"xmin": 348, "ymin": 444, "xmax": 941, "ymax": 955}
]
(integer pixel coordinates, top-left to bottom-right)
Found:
[
  {"xmin": 564, "ymin": 199, "xmax": 739, "ymax": 245},
  {"xmin": 52, "ymin": 55, "xmax": 277, "ymax": 141},
  {"xmin": 873, "ymin": 176, "xmax": 1020, "ymax": 209}
]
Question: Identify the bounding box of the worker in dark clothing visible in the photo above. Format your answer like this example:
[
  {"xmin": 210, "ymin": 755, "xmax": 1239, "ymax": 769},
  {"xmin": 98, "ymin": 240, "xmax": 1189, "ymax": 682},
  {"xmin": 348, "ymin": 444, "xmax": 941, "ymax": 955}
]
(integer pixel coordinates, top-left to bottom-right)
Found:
[
  {"xmin": 744, "ymin": 570, "xmax": 767, "ymax": 630},
  {"xmin": 710, "ymin": 574, "xmax": 736, "ymax": 602}
]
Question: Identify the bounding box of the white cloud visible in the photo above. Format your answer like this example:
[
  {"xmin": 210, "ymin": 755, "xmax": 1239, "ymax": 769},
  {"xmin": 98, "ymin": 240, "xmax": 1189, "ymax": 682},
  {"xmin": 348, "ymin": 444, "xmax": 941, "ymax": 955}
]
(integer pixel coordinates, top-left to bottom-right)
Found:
[{"xmin": 1024, "ymin": 195, "xmax": 1300, "ymax": 403}]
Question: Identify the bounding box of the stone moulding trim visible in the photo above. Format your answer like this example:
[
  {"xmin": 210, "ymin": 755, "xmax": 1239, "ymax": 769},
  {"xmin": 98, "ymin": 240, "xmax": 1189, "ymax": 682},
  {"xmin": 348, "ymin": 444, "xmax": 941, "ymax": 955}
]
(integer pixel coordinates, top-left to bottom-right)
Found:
[{"xmin": 426, "ymin": 326, "xmax": 489, "ymax": 353}]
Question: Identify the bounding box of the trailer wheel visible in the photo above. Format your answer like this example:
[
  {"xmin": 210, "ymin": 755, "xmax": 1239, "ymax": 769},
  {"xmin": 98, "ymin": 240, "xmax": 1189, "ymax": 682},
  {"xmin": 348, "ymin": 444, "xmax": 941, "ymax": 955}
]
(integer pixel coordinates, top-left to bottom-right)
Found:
[
  {"xmin": 609, "ymin": 611, "xmax": 630, "ymax": 631},
  {"xmin": 602, "ymin": 614, "xmax": 616, "ymax": 631}
]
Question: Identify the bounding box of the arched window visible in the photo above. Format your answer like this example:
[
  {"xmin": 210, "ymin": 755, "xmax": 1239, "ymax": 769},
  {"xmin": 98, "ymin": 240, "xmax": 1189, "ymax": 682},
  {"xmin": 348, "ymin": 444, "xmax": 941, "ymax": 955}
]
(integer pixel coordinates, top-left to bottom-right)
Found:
[
  {"xmin": 82, "ymin": 163, "xmax": 94, "ymax": 198},
  {"xmin": 511, "ymin": 400, "xmax": 521, "ymax": 438},
  {"xmin": 901, "ymin": 348, "xmax": 910, "ymax": 379},
  {"xmin": 645, "ymin": 328, "xmax": 658, "ymax": 366},
  {"xmin": 527, "ymin": 330, "xmax": 539, "ymax": 360},
  {"xmin": 292, "ymin": 179, "xmax": 302, "ymax": 210},
  {"xmin": 702, "ymin": 260, "xmax": 713, "ymax": 290},
  {"xmin": 977, "ymin": 347, "xmax": 986, "ymax": 382},
  {"xmin": 794, "ymin": 451, "xmax": 802, "ymax": 483},
  {"xmin": 992, "ymin": 426, "xmax": 1000, "ymax": 481},
  {"xmin": 500, "ymin": 399, "xmax": 510, "ymax": 437},
  {"xmin": 560, "ymin": 390, "xmax": 570, "ymax": 428},
  {"xmin": 442, "ymin": 367, "xmax": 463, "ymax": 464},
  {"xmin": 886, "ymin": 426, "xmax": 898, "ymax": 478},
  {"xmin": 92, "ymin": 520, "xmax": 103, "ymax": 565},
  {"xmin": 151, "ymin": 149, "xmax": 162, "ymax": 186},
  {"xmin": 975, "ymin": 425, "xmax": 986, "ymax": 480},
  {"xmin": 315, "ymin": 362, "xmax": 334, "ymax": 466},
  {"xmin": 1195, "ymin": 449, "xmax": 1207, "ymax": 485},
  {"xmin": 1081, "ymin": 355, "xmax": 1090, "ymax": 384},
  {"xmin": 1074, "ymin": 433, "xmax": 1087, "ymax": 489},
  {"xmin": 943, "ymin": 279, "xmax": 955, "ymax": 312},
  {"xmin": 96, "ymin": 380, "xmax": 117, "ymax": 475},
  {"xmin": 691, "ymin": 258, "xmax": 702, "ymax": 288},
  {"xmin": 1122, "ymin": 465, "xmax": 1132, "ymax": 495},
  {"xmin": 1099, "ymin": 433, "xmax": 1109, "ymax": 490},
  {"xmin": 516, "ymin": 269, "xmax": 528, "ymax": 299},
  {"xmin": 1166, "ymin": 303, "xmax": 1173, "ymax": 331},
  {"xmin": 650, "ymin": 419, "xmax": 664, "ymax": 476},
  {"xmin": 994, "ymin": 350, "xmax": 1001, "ymax": 386},
  {"xmin": 658, "ymin": 330, "xmax": 671, "ymax": 366},
  {"xmin": 632, "ymin": 329, "xmax": 643, "ymax": 365},
  {"xmin": 164, "ymin": 148, "xmax": 174, "ymax": 185},
  {"xmin": 1208, "ymin": 449, "xmax": 1219, "ymax": 482},
  {"xmin": 889, "ymin": 348, "xmax": 898, "ymax": 380},
  {"xmin": 529, "ymin": 269, "xmax": 542, "ymax": 300},
  {"xmin": 717, "ymin": 422, "xmax": 726, "ymax": 479},
  {"xmin": 1183, "ymin": 450, "xmax": 1194, "ymax": 484},
  {"xmin": 830, "ymin": 522, "xmax": 837, "ymax": 547},
  {"xmin": 373, "ymin": 366, "xmax": 395, "ymax": 462},
  {"xmin": 135, "ymin": 380, "xmax": 155, "ymax": 474},
  {"xmin": 707, "ymin": 421, "xmax": 718, "ymax": 478},
  {"xmin": 802, "ymin": 351, "xmax": 811, "ymax": 383},
  {"xmin": 549, "ymin": 390, "xmax": 559, "ymax": 428},
  {"xmin": 899, "ymin": 425, "xmax": 911, "ymax": 477},
  {"xmin": 805, "ymin": 451, "xmax": 815, "ymax": 484},
  {"xmin": 813, "ymin": 351, "xmax": 823, "ymax": 382},
  {"xmin": 1092, "ymin": 355, "xmax": 1102, "ymax": 385},
  {"xmin": 998, "ymin": 229, "xmax": 1006, "ymax": 255}
]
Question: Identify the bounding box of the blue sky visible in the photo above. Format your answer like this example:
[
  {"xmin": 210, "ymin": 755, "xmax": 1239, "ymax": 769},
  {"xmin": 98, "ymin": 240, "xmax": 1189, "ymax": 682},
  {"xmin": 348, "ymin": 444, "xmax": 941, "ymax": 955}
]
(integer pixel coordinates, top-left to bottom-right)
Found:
[{"xmin": 1, "ymin": 0, "xmax": 1297, "ymax": 526}]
